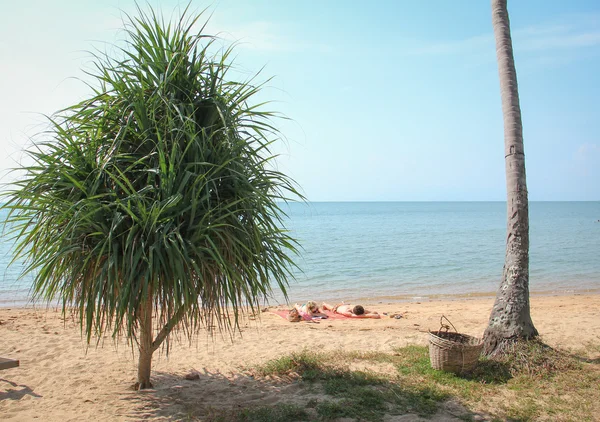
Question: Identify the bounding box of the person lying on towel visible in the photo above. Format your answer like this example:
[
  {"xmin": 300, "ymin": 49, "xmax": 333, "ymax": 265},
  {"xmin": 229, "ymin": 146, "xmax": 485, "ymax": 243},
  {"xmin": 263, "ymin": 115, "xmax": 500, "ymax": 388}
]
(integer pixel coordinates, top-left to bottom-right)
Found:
[
  {"xmin": 294, "ymin": 301, "xmax": 328, "ymax": 320},
  {"xmin": 321, "ymin": 302, "xmax": 381, "ymax": 319}
]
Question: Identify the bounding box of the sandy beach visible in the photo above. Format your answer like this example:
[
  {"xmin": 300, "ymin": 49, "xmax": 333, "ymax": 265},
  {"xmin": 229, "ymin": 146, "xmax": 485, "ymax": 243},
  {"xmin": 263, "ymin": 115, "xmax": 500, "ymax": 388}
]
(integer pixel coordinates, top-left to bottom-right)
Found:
[{"xmin": 1, "ymin": 293, "xmax": 599, "ymax": 421}]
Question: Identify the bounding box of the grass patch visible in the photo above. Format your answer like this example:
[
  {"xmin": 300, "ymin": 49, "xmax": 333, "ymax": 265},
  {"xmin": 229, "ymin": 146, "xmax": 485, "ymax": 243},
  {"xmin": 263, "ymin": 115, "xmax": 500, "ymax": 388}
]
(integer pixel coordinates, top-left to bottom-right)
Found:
[
  {"xmin": 256, "ymin": 348, "xmax": 448, "ymax": 420},
  {"xmin": 236, "ymin": 403, "xmax": 309, "ymax": 422},
  {"xmin": 215, "ymin": 341, "xmax": 600, "ymax": 421},
  {"xmin": 255, "ymin": 350, "xmax": 323, "ymax": 377},
  {"xmin": 208, "ymin": 403, "xmax": 309, "ymax": 422},
  {"xmin": 495, "ymin": 339, "xmax": 582, "ymax": 378}
]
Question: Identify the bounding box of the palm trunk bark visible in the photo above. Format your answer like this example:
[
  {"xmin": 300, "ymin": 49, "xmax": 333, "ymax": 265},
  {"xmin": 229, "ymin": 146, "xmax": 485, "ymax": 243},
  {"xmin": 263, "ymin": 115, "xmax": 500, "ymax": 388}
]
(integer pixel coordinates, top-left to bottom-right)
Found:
[
  {"xmin": 137, "ymin": 292, "xmax": 154, "ymax": 389},
  {"xmin": 483, "ymin": 0, "xmax": 538, "ymax": 357}
]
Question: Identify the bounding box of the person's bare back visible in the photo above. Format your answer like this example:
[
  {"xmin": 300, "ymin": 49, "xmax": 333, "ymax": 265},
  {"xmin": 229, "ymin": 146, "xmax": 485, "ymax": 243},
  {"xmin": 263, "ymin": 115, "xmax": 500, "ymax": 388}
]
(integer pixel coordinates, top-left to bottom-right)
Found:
[{"xmin": 322, "ymin": 302, "xmax": 381, "ymax": 319}]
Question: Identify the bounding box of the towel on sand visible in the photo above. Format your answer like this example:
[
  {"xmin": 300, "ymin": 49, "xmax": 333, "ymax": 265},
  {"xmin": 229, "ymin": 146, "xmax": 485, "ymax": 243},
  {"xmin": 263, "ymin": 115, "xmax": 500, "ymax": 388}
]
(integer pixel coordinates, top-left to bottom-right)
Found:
[{"xmin": 269, "ymin": 309, "xmax": 350, "ymax": 321}]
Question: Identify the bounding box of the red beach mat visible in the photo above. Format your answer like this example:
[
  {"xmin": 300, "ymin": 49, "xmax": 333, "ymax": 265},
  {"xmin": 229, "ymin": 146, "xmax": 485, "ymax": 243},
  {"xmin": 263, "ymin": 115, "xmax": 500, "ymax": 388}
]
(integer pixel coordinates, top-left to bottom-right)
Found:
[{"xmin": 269, "ymin": 309, "xmax": 350, "ymax": 321}]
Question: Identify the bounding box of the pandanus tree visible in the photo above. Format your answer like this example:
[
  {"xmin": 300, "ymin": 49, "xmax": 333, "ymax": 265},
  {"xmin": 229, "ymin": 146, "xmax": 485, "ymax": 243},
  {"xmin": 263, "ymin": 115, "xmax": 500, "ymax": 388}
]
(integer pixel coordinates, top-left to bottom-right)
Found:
[
  {"xmin": 2, "ymin": 5, "xmax": 300, "ymax": 389},
  {"xmin": 483, "ymin": 0, "xmax": 538, "ymax": 356}
]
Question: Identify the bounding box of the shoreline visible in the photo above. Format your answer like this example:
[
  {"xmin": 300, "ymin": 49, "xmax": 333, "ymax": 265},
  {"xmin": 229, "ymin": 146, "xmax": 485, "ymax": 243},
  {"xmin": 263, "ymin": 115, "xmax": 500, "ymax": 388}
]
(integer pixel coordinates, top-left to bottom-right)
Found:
[
  {"xmin": 2, "ymin": 287, "xmax": 599, "ymax": 309},
  {"xmin": 353, "ymin": 286, "xmax": 600, "ymax": 304}
]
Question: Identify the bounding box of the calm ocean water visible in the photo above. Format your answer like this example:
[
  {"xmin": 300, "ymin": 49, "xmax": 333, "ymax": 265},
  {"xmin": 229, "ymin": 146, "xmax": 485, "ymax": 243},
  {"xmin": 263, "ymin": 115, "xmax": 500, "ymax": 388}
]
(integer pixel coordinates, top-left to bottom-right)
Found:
[{"xmin": 1, "ymin": 202, "xmax": 598, "ymax": 307}]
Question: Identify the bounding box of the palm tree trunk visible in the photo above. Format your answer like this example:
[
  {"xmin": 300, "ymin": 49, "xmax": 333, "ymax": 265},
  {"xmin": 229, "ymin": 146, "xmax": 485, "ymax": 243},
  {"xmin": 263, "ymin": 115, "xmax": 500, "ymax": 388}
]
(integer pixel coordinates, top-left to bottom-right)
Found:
[
  {"xmin": 483, "ymin": 0, "xmax": 538, "ymax": 357},
  {"xmin": 137, "ymin": 292, "xmax": 154, "ymax": 389}
]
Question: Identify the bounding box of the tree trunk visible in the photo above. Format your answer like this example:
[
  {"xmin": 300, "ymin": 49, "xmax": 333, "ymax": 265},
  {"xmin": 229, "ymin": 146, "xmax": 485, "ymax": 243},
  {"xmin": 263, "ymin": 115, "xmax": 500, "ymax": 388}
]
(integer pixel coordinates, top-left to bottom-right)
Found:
[
  {"xmin": 483, "ymin": 0, "xmax": 538, "ymax": 357},
  {"xmin": 136, "ymin": 293, "xmax": 154, "ymax": 389}
]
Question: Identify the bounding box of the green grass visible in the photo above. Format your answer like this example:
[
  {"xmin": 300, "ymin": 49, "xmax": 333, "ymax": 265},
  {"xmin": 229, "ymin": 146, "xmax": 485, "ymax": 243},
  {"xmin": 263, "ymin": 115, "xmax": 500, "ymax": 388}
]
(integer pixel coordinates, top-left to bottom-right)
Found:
[
  {"xmin": 207, "ymin": 403, "xmax": 309, "ymax": 422},
  {"xmin": 235, "ymin": 404, "xmax": 309, "ymax": 422},
  {"xmin": 210, "ymin": 341, "xmax": 600, "ymax": 421}
]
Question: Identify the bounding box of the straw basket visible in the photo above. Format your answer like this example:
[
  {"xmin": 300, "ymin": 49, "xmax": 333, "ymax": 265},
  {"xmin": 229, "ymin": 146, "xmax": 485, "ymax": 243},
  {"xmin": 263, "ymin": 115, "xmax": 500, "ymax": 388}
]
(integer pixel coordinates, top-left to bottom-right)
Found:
[{"xmin": 429, "ymin": 316, "xmax": 483, "ymax": 374}]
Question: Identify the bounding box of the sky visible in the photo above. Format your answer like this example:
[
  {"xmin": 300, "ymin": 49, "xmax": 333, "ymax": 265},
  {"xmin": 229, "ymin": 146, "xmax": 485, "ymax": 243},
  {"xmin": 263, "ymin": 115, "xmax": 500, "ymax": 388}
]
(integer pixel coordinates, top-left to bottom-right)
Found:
[{"xmin": 1, "ymin": 0, "xmax": 599, "ymax": 201}]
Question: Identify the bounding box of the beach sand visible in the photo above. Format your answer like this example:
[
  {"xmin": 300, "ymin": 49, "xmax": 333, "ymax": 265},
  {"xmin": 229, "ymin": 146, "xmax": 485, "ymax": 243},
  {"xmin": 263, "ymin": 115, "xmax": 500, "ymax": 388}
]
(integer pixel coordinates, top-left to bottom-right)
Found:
[{"xmin": 1, "ymin": 294, "xmax": 599, "ymax": 421}]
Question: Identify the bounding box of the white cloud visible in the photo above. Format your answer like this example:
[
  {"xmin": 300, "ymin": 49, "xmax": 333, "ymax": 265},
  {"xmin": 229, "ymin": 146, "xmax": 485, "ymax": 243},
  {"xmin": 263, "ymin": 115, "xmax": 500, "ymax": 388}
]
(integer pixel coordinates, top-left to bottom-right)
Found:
[
  {"xmin": 573, "ymin": 143, "xmax": 600, "ymax": 178},
  {"xmin": 576, "ymin": 143, "xmax": 600, "ymax": 158},
  {"xmin": 204, "ymin": 19, "xmax": 332, "ymax": 54},
  {"xmin": 406, "ymin": 33, "xmax": 493, "ymax": 56},
  {"xmin": 516, "ymin": 29, "xmax": 600, "ymax": 52},
  {"xmin": 403, "ymin": 14, "xmax": 600, "ymax": 61}
]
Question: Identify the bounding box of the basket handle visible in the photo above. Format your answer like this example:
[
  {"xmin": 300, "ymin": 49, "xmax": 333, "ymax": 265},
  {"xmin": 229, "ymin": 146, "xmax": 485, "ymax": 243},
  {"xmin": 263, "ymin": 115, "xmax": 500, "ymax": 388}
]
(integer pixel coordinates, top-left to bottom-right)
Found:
[{"xmin": 439, "ymin": 315, "xmax": 458, "ymax": 333}]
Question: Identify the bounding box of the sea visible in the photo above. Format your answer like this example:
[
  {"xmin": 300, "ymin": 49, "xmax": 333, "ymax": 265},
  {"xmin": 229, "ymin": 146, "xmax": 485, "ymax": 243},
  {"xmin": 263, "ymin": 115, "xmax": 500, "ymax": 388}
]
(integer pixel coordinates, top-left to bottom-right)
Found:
[{"xmin": 1, "ymin": 201, "xmax": 598, "ymax": 307}]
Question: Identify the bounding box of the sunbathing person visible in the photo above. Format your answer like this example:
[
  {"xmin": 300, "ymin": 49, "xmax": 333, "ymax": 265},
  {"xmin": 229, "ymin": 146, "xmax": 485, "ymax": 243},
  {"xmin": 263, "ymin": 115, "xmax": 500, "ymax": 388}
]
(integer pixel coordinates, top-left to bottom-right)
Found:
[
  {"xmin": 322, "ymin": 302, "xmax": 381, "ymax": 319},
  {"xmin": 294, "ymin": 301, "xmax": 328, "ymax": 319},
  {"xmin": 287, "ymin": 308, "xmax": 302, "ymax": 322}
]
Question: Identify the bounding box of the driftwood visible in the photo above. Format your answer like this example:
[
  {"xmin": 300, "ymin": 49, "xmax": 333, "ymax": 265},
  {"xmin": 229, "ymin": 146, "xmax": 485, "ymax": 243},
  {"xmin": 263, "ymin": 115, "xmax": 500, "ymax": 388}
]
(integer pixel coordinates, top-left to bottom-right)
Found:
[{"xmin": 0, "ymin": 357, "xmax": 19, "ymax": 370}]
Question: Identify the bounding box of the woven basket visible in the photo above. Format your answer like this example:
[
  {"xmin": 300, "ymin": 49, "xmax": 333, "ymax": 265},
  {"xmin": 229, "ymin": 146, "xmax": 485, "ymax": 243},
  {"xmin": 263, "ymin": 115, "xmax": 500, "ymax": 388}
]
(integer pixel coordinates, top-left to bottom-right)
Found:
[{"xmin": 429, "ymin": 316, "xmax": 483, "ymax": 374}]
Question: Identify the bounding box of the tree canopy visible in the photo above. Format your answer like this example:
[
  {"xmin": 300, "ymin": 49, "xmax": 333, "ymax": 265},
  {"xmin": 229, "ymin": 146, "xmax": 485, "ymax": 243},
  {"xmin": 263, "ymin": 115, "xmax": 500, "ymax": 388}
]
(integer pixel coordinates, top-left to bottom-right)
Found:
[{"xmin": 2, "ymin": 4, "xmax": 301, "ymax": 388}]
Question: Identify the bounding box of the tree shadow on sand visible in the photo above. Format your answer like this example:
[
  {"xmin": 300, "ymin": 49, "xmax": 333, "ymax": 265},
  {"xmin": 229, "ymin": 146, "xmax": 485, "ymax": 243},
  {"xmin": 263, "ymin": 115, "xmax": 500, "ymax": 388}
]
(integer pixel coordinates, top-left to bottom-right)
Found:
[
  {"xmin": 120, "ymin": 369, "xmax": 305, "ymax": 420},
  {"xmin": 119, "ymin": 365, "xmax": 492, "ymax": 421},
  {"xmin": 0, "ymin": 378, "xmax": 43, "ymax": 401}
]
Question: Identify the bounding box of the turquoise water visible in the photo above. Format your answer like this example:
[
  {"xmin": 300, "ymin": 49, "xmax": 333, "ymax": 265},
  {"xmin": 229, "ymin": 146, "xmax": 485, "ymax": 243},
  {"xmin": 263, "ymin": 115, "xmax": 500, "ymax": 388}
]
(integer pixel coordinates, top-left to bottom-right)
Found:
[
  {"xmin": 279, "ymin": 201, "xmax": 599, "ymax": 303},
  {"xmin": 1, "ymin": 202, "xmax": 598, "ymax": 306}
]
